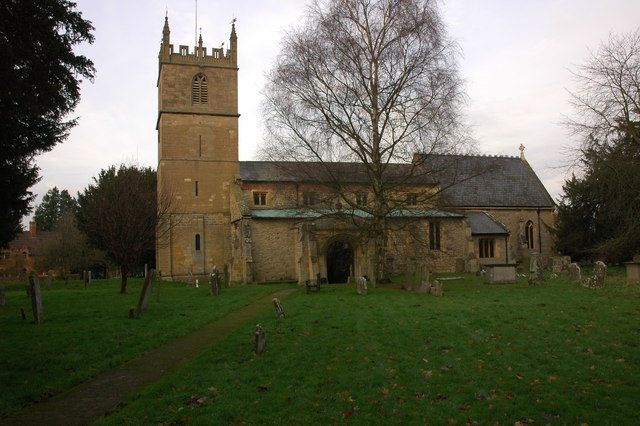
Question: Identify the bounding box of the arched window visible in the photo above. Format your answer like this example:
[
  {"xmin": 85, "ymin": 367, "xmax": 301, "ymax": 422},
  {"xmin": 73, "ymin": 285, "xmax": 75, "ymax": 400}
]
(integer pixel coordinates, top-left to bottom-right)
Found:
[
  {"xmin": 195, "ymin": 234, "xmax": 201, "ymax": 251},
  {"xmin": 525, "ymin": 221, "xmax": 534, "ymax": 249},
  {"xmin": 192, "ymin": 73, "xmax": 208, "ymax": 104}
]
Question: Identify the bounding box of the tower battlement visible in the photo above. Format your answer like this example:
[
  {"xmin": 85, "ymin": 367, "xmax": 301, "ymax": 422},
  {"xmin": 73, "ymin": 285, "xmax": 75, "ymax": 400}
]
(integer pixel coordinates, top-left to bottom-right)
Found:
[{"xmin": 159, "ymin": 16, "xmax": 237, "ymax": 68}]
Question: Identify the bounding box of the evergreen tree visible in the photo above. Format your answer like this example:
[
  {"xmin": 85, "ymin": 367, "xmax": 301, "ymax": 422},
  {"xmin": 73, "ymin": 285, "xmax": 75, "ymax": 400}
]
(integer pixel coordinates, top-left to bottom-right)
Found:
[
  {"xmin": 0, "ymin": 0, "xmax": 94, "ymax": 246},
  {"xmin": 33, "ymin": 187, "xmax": 78, "ymax": 231}
]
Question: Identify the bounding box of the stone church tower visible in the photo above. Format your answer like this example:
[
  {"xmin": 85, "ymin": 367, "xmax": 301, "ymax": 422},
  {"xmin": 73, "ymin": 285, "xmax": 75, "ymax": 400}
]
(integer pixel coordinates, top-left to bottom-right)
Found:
[{"xmin": 156, "ymin": 16, "xmax": 239, "ymax": 279}]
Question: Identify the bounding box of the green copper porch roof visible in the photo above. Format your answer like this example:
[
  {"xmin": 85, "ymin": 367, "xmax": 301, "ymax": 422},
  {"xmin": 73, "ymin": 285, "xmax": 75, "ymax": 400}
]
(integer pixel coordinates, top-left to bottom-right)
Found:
[{"xmin": 249, "ymin": 208, "xmax": 464, "ymax": 219}]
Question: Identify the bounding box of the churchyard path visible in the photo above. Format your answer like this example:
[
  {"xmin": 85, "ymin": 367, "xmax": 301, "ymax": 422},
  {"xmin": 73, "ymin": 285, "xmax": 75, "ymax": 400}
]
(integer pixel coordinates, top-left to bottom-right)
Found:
[{"xmin": 4, "ymin": 287, "xmax": 297, "ymax": 426}]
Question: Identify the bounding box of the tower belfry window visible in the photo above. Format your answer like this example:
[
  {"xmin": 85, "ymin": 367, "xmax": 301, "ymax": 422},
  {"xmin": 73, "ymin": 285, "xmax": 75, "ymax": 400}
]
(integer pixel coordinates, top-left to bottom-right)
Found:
[{"xmin": 192, "ymin": 73, "xmax": 208, "ymax": 104}]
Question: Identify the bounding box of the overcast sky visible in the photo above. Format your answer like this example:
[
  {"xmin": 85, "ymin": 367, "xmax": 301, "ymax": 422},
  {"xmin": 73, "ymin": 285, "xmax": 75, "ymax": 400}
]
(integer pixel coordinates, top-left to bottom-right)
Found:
[{"xmin": 29, "ymin": 0, "xmax": 640, "ymax": 221}]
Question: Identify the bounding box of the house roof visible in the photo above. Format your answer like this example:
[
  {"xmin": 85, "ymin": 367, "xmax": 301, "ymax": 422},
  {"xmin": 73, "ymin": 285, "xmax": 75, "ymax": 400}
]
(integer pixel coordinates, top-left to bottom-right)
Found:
[
  {"xmin": 239, "ymin": 154, "xmax": 555, "ymax": 209},
  {"xmin": 465, "ymin": 212, "xmax": 509, "ymax": 235},
  {"xmin": 250, "ymin": 208, "xmax": 463, "ymax": 219}
]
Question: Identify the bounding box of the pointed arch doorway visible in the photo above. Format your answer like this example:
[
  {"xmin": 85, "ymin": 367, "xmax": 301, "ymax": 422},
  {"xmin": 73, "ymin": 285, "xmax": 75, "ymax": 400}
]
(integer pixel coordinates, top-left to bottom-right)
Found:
[{"xmin": 326, "ymin": 240, "xmax": 354, "ymax": 284}]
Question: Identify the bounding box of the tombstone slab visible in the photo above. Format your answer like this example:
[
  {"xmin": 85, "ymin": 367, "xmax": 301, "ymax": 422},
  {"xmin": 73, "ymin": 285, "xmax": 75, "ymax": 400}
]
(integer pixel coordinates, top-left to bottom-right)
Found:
[
  {"xmin": 356, "ymin": 276, "xmax": 368, "ymax": 295},
  {"xmin": 272, "ymin": 298, "xmax": 285, "ymax": 318},
  {"xmin": 254, "ymin": 324, "xmax": 266, "ymax": 354},
  {"xmin": 624, "ymin": 261, "xmax": 640, "ymax": 284},
  {"xmin": 568, "ymin": 263, "xmax": 581, "ymax": 282},
  {"xmin": 210, "ymin": 267, "xmax": 221, "ymax": 296},
  {"xmin": 430, "ymin": 280, "xmax": 443, "ymax": 297},
  {"xmin": 582, "ymin": 261, "xmax": 606, "ymax": 288},
  {"xmin": 28, "ymin": 274, "xmax": 43, "ymax": 324},
  {"xmin": 485, "ymin": 264, "xmax": 517, "ymax": 284}
]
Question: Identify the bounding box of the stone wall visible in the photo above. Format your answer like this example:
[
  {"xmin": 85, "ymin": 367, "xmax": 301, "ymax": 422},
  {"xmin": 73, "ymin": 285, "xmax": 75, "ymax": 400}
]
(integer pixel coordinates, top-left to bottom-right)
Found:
[{"xmin": 248, "ymin": 220, "xmax": 298, "ymax": 282}]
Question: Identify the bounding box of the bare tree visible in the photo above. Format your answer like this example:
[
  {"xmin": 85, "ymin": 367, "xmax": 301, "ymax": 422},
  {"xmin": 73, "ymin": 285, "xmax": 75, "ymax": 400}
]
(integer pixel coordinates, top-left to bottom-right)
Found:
[
  {"xmin": 76, "ymin": 165, "xmax": 175, "ymax": 293},
  {"xmin": 261, "ymin": 0, "xmax": 473, "ymax": 284},
  {"xmin": 566, "ymin": 29, "xmax": 640, "ymax": 154}
]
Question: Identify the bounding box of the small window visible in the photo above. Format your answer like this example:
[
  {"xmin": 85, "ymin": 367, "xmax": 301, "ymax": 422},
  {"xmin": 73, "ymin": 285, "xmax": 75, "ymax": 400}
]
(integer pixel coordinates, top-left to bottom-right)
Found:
[
  {"xmin": 303, "ymin": 192, "xmax": 316, "ymax": 206},
  {"xmin": 192, "ymin": 73, "xmax": 208, "ymax": 104},
  {"xmin": 356, "ymin": 192, "xmax": 368, "ymax": 206},
  {"xmin": 195, "ymin": 181, "xmax": 199, "ymax": 197},
  {"xmin": 479, "ymin": 238, "xmax": 495, "ymax": 258},
  {"xmin": 406, "ymin": 193, "xmax": 418, "ymax": 206},
  {"xmin": 253, "ymin": 192, "xmax": 267, "ymax": 206},
  {"xmin": 429, "ymin": 221, "xmax": 441, "ymax": 250},
  {"xmin": 195, "ymin": 234, "xmax": 201, "ymax": 251},
  {"xmin": 525, "ymin": 221, "xmax": 534, "ymax": 249}
]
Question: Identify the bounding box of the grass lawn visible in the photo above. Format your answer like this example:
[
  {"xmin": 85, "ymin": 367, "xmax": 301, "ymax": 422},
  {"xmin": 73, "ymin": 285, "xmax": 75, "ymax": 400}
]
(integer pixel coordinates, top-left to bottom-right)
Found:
[
  {"xmin": 0, "ymin": 278, "xmax": 291, "ymax": 418},
  {"xmin": 98, "ymin": 269, "xmax": 640, "ymax": 425}
]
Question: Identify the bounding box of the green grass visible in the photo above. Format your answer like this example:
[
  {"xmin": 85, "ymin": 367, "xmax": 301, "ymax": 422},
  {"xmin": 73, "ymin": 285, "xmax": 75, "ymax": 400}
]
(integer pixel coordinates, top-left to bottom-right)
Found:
[
  {"xmin": 0, "ymin": 278, "xmax": 291, "ymax": 418},
  {"xmin": 98, "ymin": 269, "xmax": 640, "ymax": 425}
]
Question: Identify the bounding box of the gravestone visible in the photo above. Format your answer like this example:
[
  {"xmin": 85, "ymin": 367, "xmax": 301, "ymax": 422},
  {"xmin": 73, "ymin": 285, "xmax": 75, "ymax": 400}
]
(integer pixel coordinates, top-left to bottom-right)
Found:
[
  {"xmin": 528, "ymin": 253, "xmax": 545, "ymax": 285},
  {"xmin": 551, "ymin": 257, "xmax": 563, "ymax": 273},
  {"xmin": 136, "ymin": 269, "xmax": 156, "ymax": 315},
  {"xmin": 223, "ymin": 263, "xmax": 230, "ymax": 288},
  {"xmin": 485, "ymin": 264, "xmax": 517, "ymax": 284},
  {"xmin": 430, "ymin": 279, "xmax": 443, "ymax": 297},
  {"xmin": 0, "ymin": 285, "xmax": 5, "ymax": 306},
  {"xmin": 210, "ymin": 266, "xmax": 221, "ymax": 296},
  {"xmin": 581, "ymin": 261, "xmax": 606, "ymax": 288},
  {"xmin": 28, "ymin": 274, "xmax": 43, "ymax": 324},
  {"xmin": 254, "ymin": 324, "xmax": 266, "ymax": 354},
  {"xmin": 272, "ymin": 298, "xmax": 285, "ymax": 318},
  {"xmin": 625, "ymin": 260, "xmax": 640, "ymax": 284},
  {"xmin": 416, "ymin": 280, "xmax": 430, "ymax": 294},
  {"xmin": 568, "ymin": 263, "xmax": 581, "ymax": 282},
  {"xmin": 45, "ymin": 273, "xmax": 53, "ymax": 288},
  {"xmin": 356, "ymin": 276, "xmax": 368, "ymax": 295}
]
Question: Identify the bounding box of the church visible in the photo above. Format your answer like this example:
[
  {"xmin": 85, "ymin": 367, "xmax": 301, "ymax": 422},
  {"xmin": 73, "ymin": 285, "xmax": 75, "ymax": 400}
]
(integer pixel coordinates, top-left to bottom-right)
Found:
[{"xmin": 155, "ymin": 19, "xmax": 556, "ymax": 284}]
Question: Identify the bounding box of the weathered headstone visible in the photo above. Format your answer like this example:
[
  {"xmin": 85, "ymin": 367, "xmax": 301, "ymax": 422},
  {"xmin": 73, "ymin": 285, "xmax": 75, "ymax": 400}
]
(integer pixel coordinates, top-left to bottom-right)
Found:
[
  {"xmin": 430, "ymin": 279, "xmax": 443, "ymax": 297},
  {"xmin": 551, "ymin": 257, "xmax": 563, "ymax": 273},
  {"xmin": 210, "ymin": 266, "xmax": 221, "ymax": 296},
  {"xmin": 625, "ymin": 260, "xmax": 640, "ymax": 284},
  {"xmin": 45, "ymin": 273, "xmax": 53, "ymax": 289},
  {"xmin": 28, "ymin": 274, "xmax": 43, "ymax": 324},
  {"xmin": 0, "ymin": 285, "xmax": 5, "ymax": 306},
  {"xmin": 416, "ymin": 280, "xmax": 431, "ymax": 294},
  {"xmin": 136, "ymin": 269, "xmax": 156, "ymax": 315},
  {"xmin": 582, "ymin": 261, "xmax": 606, "ymax": 288},
  {"xmin": 528, "ymin": 253, "xmax": 545, "ymax": 285},
  {"xmin": 356, "ymin": 276, "xmax": 368, "ymax": 295},
  {"xmin": 568, "ymin": 263, "xmax": 581, "ymax": 282},
  {"xmin": 272, "ymin": 298, "xmax": 285, "ymax": 318},
  {"xmin": 254, "ymin": 324, "xmax": 266, "ymax": 354}
]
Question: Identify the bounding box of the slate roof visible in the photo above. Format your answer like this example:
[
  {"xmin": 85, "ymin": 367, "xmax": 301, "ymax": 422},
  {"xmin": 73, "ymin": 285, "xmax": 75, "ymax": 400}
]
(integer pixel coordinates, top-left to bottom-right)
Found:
[
  {"xmin": 239, "ymin": 154, "xmax": 555, "ymax": 209},
  {"xmin": 250, "ymin": 208, "xmax": 463, "ymax": 219},
  {"xmin": 465, "ymin": 212, "xmax": 509, "ymax": 235}
]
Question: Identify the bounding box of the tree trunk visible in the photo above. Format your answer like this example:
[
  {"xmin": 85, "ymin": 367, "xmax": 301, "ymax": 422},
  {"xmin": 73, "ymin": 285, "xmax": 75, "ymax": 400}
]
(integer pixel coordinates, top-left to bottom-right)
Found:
[{"xmin": 120, "ymin": 265, "xmax": 128, "ymax": 294}]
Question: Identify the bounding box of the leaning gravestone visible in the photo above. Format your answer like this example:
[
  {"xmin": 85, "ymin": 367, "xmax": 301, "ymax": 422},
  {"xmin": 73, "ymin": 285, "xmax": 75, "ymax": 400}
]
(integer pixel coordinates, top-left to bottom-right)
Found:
[
  {"xmin": 356, "ymin": 276, "xmax": 368, "ymax": 295},
  {"xmin": 568, "ymin": 263, "xmax": 581, "ymax": 282},
  {"xmin": 210, "ymin": 266, "xmax": 221, "ymax": 296},
  {"xmin": 254, "ymin": 324, "xmax": 266, "ymax": 354},
  {"xmin": 28, "ymin": 274, "xmax": 43, "ymax": 324},
  {"xmin": 582, "ymin": 261, "xmax": 606, "ymax": 289},
  {"xmin": 136, "ymin": 269, "xmax": 156, "ymax": 315},
  {"xmin": 272, "ymin": 298, "xmax": 285, "ymax": 318},
  {"xmin": 0, "ymin": 285, "xmax": 5, "ymax": 306}
]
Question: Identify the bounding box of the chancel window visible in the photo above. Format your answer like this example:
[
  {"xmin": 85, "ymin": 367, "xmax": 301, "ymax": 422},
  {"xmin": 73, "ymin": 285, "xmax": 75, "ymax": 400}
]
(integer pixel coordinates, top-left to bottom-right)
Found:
[
  {"xmin": 303, "ymin": 192, "xmax": 316, "ymax": 206},
  {"xmin": 192, "ymin": 73, "xmax": 208, "ymax": 104},
  {"xmin": 356, "ymin": 192, "xmax": 368, "ymax": 206},
  {"xmin": 253, "ymin": 192, "xmax": 267, "ymax": 206},
  {"xmin": 525, "ymin": 221, "xmax": 534, "ymax": 249},
  {"xmin": 479, "ymin": 238, "xmax": 495, "ymax": 258},
  {"xmin": 195, "ymin": 234, "xmax": 201, "ymax": 251},
  {"xmin": 429, "ymin": 221, "xmax": 441, "ymax": 250}
]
